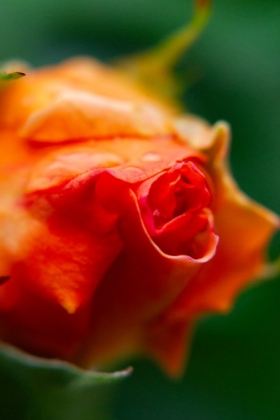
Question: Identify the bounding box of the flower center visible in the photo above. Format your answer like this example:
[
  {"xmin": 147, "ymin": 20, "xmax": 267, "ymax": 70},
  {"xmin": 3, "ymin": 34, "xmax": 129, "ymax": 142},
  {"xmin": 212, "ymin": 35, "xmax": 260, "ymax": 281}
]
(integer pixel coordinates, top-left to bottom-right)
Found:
[
  {"xmin": 137, "ymin": 160, "xmax": 215, "ymax": 259},
  {"xmin": 149, "ymin": 162, "xmax": 210, "ymax": 231}
]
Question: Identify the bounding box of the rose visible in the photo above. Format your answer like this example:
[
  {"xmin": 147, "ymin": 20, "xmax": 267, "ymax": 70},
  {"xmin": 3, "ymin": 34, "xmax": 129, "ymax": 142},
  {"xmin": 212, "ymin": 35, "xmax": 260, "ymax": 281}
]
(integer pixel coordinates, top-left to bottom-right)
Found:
[{"xmin": 0, "ymin": 58, "xmax": 277, "ymax": 376}]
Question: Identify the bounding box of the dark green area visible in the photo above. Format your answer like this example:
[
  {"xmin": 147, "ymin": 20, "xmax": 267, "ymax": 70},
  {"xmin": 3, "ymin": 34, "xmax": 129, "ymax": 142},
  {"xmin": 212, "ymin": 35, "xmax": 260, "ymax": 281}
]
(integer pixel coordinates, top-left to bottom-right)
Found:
[
  {"xmin": 1, "ymin": 0, "xmax": 280, "ymax": 418},
  {"xmin": 0, "ymin": 344, "xmax": 131, "ymax": 420}
]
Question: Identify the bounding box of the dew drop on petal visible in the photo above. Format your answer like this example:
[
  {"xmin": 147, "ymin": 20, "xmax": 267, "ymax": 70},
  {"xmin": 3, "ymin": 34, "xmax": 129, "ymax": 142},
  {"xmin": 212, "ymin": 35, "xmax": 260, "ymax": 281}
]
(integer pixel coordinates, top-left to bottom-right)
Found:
[{"xmin": 141, "ymin": 152, "xmax": 162, "ymax": 163}]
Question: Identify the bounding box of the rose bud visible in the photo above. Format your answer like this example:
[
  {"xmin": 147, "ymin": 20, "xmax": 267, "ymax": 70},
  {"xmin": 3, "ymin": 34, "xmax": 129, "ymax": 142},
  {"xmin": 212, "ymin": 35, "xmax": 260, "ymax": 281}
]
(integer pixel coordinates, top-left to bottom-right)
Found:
[{"xmin": 0, "ymin": 57, "xmax": 277, "ymax": 377}]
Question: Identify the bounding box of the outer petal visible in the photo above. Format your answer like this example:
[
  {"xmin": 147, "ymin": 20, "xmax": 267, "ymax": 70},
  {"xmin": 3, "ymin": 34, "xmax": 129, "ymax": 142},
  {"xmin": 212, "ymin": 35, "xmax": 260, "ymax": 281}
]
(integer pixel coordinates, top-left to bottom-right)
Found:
[
  {"xmin": 0, "ymin": 277, "xmax": 91, "ymax": 360},
  {"xmin": 20, "ymin": 90, "xmax": 171, "ymax": 142},
  {"xmin": 143, "ymin": 316, "xmax": 193, "ymax": 377},
  {"xmin": 0, "ymin": 58, "xmax": 174, "ymax": 137},
  {"xmin": 0, "ymin": 147, "xmax": 125, "ymax": 314}
]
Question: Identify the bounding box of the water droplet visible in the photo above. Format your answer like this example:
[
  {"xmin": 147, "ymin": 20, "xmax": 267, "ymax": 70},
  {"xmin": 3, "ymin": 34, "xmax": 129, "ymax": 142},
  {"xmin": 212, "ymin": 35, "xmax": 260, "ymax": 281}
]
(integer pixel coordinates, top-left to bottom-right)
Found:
[{"xmin": 141, "ymin": 152, "xmax": 161, "ymax": 163}]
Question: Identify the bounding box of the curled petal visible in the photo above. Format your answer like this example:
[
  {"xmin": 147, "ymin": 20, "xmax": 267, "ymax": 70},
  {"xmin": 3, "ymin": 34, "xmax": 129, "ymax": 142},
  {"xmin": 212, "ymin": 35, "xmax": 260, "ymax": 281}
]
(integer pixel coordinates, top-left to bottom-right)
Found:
[{"xmin": 75, "ymin": 174, "xmax": 216, "ymax": 367}]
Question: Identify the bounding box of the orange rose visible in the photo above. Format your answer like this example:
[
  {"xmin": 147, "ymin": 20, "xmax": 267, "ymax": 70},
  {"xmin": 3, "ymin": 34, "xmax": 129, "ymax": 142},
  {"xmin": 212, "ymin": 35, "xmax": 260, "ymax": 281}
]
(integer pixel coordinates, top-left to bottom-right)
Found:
[{"xmin": 0, "ymin": 58, "xmax": 277, "ymax": 376}]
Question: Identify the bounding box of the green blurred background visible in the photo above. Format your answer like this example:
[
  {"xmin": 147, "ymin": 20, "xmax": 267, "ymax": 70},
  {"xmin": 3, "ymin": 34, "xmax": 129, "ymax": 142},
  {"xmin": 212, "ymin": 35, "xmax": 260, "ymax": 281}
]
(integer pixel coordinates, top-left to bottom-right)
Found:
[{"xmin": 1, "ymin": 0, "xmax": 280, "ymax": 419}]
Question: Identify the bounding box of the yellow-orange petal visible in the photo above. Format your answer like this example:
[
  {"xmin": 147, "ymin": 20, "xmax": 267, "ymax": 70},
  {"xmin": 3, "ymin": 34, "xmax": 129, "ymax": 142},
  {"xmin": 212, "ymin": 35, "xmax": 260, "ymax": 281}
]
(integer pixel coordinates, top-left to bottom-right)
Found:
[{"xmin": 20, "ymin": 90, "xmax": 171, "ymax": 142}]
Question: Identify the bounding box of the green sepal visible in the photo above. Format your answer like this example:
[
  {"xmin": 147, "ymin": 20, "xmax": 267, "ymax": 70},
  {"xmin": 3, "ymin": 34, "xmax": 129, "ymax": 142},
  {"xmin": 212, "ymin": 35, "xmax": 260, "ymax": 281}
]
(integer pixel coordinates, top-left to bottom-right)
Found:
[
  {"xmin": 256, "ymin": 256, "xmax": 280, "ymax": 282},
  {"xmin": 0, "ymin": 71, "xmax": 25, "ymax": 81},
  {"xmin": 0, "ymin": 343, "xmax": 132, "ymax": 420},
  {"xmin": 115, "ymin": 0, "xmax": 211, "ymax": 104}
]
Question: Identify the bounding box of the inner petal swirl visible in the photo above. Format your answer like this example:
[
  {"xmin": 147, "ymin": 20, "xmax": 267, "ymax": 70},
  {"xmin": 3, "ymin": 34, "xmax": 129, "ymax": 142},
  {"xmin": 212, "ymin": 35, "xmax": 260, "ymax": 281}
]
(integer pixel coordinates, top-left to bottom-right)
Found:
[{"xmin": 136, "ymin": 161, "xmax": 217, "ymax": 260}]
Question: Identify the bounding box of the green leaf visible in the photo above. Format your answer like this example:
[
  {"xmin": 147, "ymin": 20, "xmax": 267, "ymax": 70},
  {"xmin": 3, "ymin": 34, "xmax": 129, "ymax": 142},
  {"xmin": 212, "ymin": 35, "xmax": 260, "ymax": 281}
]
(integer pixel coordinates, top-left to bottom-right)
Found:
[
  {"xmin": 0, "ymin": 343, "xmax": 132, "ymax": 386},
  {"xmin": 0, "ymin": 343, "xmax": 132, "ymax": 420}
]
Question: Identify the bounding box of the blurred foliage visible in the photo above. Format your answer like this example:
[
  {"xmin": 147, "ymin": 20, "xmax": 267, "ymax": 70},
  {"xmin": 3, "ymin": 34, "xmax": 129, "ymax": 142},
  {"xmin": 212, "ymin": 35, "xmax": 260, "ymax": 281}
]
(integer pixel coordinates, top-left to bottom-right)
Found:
[{"xmin": 1, "ymin": 0, "xmax": 280, "ymax": 419}]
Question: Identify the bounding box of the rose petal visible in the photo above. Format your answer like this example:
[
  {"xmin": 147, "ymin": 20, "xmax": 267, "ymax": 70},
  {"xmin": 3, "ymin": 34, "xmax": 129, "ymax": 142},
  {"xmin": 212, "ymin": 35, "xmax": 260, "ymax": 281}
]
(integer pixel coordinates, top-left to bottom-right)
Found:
[
  {"xmin": 20, "ymin": 90, "xmax": 171, "ymax": 142},
  {"xmin": 159, "ymin": 123, "xmax": 279, "ymax": 319},
  {"xmin": 0, "ymin": 58, "xmax": 174, "ymax": 134},
  {"xmin": 0, "ymin": 278, "xmax": 91, "ymax": 360},
  {"xmin": 144, "ymin": 316, "xmax": 193, "ymax": 377},
  {"xmin": 74, "ymin": 176, "xmax": 215, "ymax": 367}
]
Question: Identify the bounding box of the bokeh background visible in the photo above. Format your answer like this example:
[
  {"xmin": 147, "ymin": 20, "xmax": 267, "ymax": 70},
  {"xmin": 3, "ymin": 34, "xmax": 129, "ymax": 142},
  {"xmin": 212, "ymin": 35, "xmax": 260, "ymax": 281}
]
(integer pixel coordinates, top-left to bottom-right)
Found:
[{"xmin": 1, "ymin": 0, "xmax": 280, "ymax": 419}]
